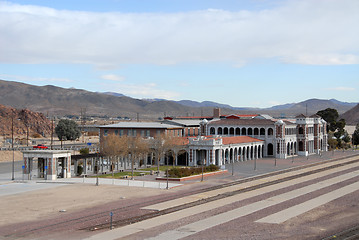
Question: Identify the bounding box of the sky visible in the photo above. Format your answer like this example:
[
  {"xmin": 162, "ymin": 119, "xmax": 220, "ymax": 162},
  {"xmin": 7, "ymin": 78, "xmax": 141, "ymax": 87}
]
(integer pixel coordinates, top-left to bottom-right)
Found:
[{"xmin": 0, "ymin": 0, "xmax": 358, "ymax": 108}]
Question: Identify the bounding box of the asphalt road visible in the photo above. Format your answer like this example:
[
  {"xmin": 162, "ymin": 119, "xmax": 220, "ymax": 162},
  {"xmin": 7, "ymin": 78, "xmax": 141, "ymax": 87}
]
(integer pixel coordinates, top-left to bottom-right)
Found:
[{"xmin": 0, "ymin": 160, "xmax": 23, "ymax": 175}]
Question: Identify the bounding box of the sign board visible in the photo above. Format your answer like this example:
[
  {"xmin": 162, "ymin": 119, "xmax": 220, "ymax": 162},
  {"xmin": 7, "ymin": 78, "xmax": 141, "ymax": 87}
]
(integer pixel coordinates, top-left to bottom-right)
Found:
[
  {"xmin": 110, "ymin": 212, "xmax": 113, "ymax": 216},
  {"xmin": 87, "ymin": 143, "xmax": 92, "ymax": 146},
  {"xmin": 45, "ymin": 166, "xmax": 48, "ymax": 170},
  {"xmin": 22, "ymin": 165, "xmax": 25, "ymax": 169}
]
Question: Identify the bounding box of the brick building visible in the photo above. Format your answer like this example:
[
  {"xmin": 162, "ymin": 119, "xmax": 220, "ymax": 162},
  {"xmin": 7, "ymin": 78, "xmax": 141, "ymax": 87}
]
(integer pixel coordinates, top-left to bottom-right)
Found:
[{"xmin": 99, "ymin": 109, "xmax": 328, "ymax": 167}]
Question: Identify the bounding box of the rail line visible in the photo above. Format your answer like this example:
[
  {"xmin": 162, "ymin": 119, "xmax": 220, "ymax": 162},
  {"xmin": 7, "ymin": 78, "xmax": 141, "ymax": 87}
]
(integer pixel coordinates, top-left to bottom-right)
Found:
[
  {"xmin": 4, "ymin": 153, "xmax": 359, "ymax": 239},
  {"xmin": 322, "ymin": 225, "xmax": 359, "ymax": 240}
]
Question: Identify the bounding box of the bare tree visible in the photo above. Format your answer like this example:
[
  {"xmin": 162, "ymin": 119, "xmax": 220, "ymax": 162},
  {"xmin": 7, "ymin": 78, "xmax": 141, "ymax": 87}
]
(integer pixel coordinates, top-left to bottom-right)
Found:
[
  {"xmin": 100, "ymin": 134, "xmax": 128, "ymax": 179},
  {"xmin": 151, "ymin": 133, "xmax": 176, "ymax": 176},
  {"xmin": 127, "ymin": 136, "xmax": 149, "ymax": 179}
]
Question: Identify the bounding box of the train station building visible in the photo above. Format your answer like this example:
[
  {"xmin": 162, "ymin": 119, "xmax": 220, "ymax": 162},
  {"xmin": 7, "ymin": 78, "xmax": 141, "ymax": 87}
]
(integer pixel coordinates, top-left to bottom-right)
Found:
[{"xmin": 99, "ymin": 108, "xmax": 328, "ymax": 167}]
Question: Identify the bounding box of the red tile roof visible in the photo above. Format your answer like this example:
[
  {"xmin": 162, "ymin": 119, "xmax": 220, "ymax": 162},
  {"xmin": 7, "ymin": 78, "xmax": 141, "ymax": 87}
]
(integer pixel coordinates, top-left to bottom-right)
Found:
[
  {"xmin": 222, "ymin": 136, "xmax": 264, "ymax": 144},
  {"xmin": 209, "ymin": 118, "xmax": 275, "ymax": 126}
]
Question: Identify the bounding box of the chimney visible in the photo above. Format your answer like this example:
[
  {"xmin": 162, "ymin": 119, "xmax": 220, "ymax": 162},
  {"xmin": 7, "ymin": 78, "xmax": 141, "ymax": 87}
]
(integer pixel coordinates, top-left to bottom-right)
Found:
[{"xmin": 213, "ymin": 108, "xmax": 220, "ymax": 118}]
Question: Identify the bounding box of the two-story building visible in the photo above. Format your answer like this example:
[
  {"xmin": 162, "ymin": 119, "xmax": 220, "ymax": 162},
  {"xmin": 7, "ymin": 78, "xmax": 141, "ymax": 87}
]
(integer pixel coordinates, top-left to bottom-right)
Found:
[{"xmin": 99, "ymin": 109, "xmax": 328, "ymax": 167}]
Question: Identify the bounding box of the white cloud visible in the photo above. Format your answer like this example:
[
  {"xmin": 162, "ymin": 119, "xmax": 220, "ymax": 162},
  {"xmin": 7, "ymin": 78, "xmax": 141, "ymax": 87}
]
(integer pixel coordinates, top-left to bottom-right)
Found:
[
  {"xmin": 0, "ymin": 0, "xmax": 358, "ymax": 67},
  {"xmin": 0, "ymin": 74, "xmax": 72, "ymax": 83},
  {"xmin": 326, "ymin": 86, "xmax": 356, "ymax": 91},
  {"xmin": 100, "ymin": 82, "xmax": 180, "ymax": 100},
  {"xmin": 100, "ymin": 74, "xmax": 125, "ymax": 81}
]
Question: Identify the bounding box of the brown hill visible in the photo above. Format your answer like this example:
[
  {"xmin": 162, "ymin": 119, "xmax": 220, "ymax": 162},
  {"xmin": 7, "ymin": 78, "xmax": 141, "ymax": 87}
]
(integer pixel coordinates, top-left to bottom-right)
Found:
[
  {"xmin": 0, "ymin": 79, "xmax": 355, "ymax": 119},
  {"xmin": 0, "ymin": 79, "xmax": 230, "ymax": 119},
  {"xmin": 0, "ymin": 104, "xmax": 51, "ymax": 137},
  {"xmin": 341, "ymin": 103, "xmax": 359, "ymax": 125}
]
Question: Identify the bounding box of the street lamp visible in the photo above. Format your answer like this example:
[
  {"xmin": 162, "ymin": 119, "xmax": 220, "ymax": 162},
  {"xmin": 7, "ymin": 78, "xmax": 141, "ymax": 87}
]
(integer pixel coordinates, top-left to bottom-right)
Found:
[
  {"xmin": 11, "ymin": 115, "xmax": 14, "ymax": 180},
  {"xmin": 51, "ymin": 117, "xmax": 54, "ymax": 150},
  {"xmin": 253, "ymin": 144, "xmax": 257, "ymax": 171},
  {"xmin": 230, "ymin": 145, "xmax": 234, "ymax": 176}
]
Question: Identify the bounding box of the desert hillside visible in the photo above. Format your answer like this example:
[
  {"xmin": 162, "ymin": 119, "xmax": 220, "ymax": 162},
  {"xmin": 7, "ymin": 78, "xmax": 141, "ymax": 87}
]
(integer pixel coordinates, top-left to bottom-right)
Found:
[
  {"xmin": 341, "ymin": 103, "xmax": 359, "ymax": 125},
  {"xmin": 0, "ymin": 104, "xmax": 51, "ymax": 137}
]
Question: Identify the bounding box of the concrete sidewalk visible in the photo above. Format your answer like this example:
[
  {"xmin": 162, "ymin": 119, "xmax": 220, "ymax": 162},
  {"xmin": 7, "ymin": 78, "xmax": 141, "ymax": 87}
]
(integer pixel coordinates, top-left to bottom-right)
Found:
[{"xmin": 36, "ymin": 177, "xmax": 182, "ymax": 189}]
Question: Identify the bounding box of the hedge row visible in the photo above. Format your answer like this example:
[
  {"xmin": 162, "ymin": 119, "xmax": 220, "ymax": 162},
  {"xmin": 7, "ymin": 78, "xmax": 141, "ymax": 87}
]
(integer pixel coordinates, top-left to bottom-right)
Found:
[{"xmin": 167, "ymin": 165, "xmax": 219, "ymax": 178}]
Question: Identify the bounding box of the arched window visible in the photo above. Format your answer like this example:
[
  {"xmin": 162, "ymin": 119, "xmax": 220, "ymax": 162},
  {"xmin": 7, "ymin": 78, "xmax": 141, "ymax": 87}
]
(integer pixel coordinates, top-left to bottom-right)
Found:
[
  {"xmin": 210, "ymin": 127, "xmax": 215, "ymax": 135},
  {"xmin": 241, "ymin": 128, "xmax": 246, "ymax": 135},
  {"xmin": 260, "ymin": 128, "xmax": 265, "ymax": 135},
  {"xmin": 229, "ymin": 127, "xmax": 234, "ymax": 135},
  {"xmin": 254, "ymin": 128, "xmax": 259, "ymax": 135},
  {"xmin": 268, "ymin": 128, "xmax": 273, "ymax": 136},
  {"xmin": 224, "ymin": 127, "xmax": 228, "ymax": 135},
  {"xmin": 235, "ymin": 127, "xmax": 240, "ymax": 135},
  {"xmin": 218, "ymin": 127, "xmax": 223, "ymax": 135}
]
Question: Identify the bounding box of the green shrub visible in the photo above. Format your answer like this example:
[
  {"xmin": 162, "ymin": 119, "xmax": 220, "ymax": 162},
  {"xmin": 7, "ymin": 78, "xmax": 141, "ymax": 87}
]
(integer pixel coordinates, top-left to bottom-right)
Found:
[
  {"xmin": 77, "ymin": 165, "xmax": 83, "ymax": 175},
  {"xmin": 168, "ymin": 165, "xmax": 220, "ymax": 178},
  {"xmin": 80, "ymin": 148, "xmax": 90, "ymax": 155}
]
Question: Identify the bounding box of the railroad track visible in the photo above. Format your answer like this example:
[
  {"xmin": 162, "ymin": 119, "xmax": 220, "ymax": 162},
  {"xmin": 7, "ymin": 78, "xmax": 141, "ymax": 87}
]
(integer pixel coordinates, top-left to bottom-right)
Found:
[
  {"xmin": 322, "ymin": 225, "xmax": 359, "ymax": 240},
  {"xmin": 5, "ymin": 153, "xmax": 359, "ymax": 239}
]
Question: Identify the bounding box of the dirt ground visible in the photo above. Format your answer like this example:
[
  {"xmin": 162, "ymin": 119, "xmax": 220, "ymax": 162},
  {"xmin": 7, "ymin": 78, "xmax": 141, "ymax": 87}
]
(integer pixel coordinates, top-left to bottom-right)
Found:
[
  {"xmin": 0, "ymin": 150, "xmax": 23, "ymax": 162},
  {"xmin": 0, "ymin": 183, "xmax": 164, "ymax": 227}
]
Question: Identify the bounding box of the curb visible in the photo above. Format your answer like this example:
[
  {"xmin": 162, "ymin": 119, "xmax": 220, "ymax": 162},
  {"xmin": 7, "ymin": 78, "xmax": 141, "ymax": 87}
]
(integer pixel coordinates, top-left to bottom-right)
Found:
[{"xmin": 156, "ymin": 170, "xmax": 228, "ymax": 181}]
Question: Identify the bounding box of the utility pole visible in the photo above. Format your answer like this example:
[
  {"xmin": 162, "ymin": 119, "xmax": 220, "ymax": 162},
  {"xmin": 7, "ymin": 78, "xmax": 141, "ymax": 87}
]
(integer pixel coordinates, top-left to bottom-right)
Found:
[
  {"xmin": 81, "ymin": 108, "xmax": 86, "ymax": 143},
  {"xmin": 51, "ymin": 117, "xmax": 54, "ymax": 150},
  {"xmin": 11, "ymin": 114, "xmax": 15, "ymax": 180}
]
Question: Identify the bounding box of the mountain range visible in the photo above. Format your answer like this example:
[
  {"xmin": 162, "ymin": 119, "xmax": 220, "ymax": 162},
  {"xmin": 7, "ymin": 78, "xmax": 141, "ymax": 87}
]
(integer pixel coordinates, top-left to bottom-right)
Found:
[{"xmin": 0, "ymin": 79, "xmax": 357, "ymax": 123}]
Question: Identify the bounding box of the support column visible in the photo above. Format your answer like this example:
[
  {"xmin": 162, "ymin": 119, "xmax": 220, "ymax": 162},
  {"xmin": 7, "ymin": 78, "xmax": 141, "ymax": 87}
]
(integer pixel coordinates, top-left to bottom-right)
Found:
[
  {"xmin": 66, "ymin": 156, "xmax": 71, "ymax": 178},
  {"xmin": 47, "ymin": 157, "xmax": 57, "ymax": 180}
]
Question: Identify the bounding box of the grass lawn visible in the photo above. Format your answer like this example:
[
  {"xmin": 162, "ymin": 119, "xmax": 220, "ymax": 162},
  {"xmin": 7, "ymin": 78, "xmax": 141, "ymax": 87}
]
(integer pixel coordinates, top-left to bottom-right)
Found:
[
  {"xmin": 92, "ymin": 171, "xmax": 148, "ymax": 179},
  {"xmin": 139, "ymin": 165, "xmax": 182, "ymax": 171}
]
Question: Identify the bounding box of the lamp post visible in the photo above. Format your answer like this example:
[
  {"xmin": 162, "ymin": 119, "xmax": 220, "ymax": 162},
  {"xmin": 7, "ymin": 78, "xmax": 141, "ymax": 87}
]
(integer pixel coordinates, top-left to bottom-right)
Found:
[
  {"xmin": 230, "ymin": 145, "xmax": 234, "ymax": 176},
  {"xmin": 11, "ymin": 115, "xmax": 14, "ymax": 180},
  {"xmin": 253, "ymin": 144, "xmax": 257, "ymax": 171},
  {"xmin": 51, "ymin": 117, "xmax": 54, "ymax": 150}
]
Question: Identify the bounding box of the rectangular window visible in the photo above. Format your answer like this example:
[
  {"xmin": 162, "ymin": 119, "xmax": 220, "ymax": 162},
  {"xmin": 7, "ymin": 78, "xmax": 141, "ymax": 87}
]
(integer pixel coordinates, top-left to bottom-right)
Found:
[
  {"xmin": 119, "ymin": 129, "xmax": 124, "ymax": 136},
  {"xmin": 133, "ymin": 129, "xmax": 137, "ymax": 136},
  {"xmin": 141, "ymin": 130, "xmax": 145, "ymax": 137},
  {"xmin": 104, "ymin": 129, "xmax": 108, "ymax": 136},
  {"xmin": 115, "ymin": 130, "xmax": 118, "ymax": 135},
  {"xmin": 156, "ymin": 130, "xmax": 161, "ymax": 136},
  {"xmin": 146, "ymin": 130, "xmax": 150, "ymax": 137},
  {"xmin": 128, "ymin": 129, "xmax": 131, "ymax": 136}
]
